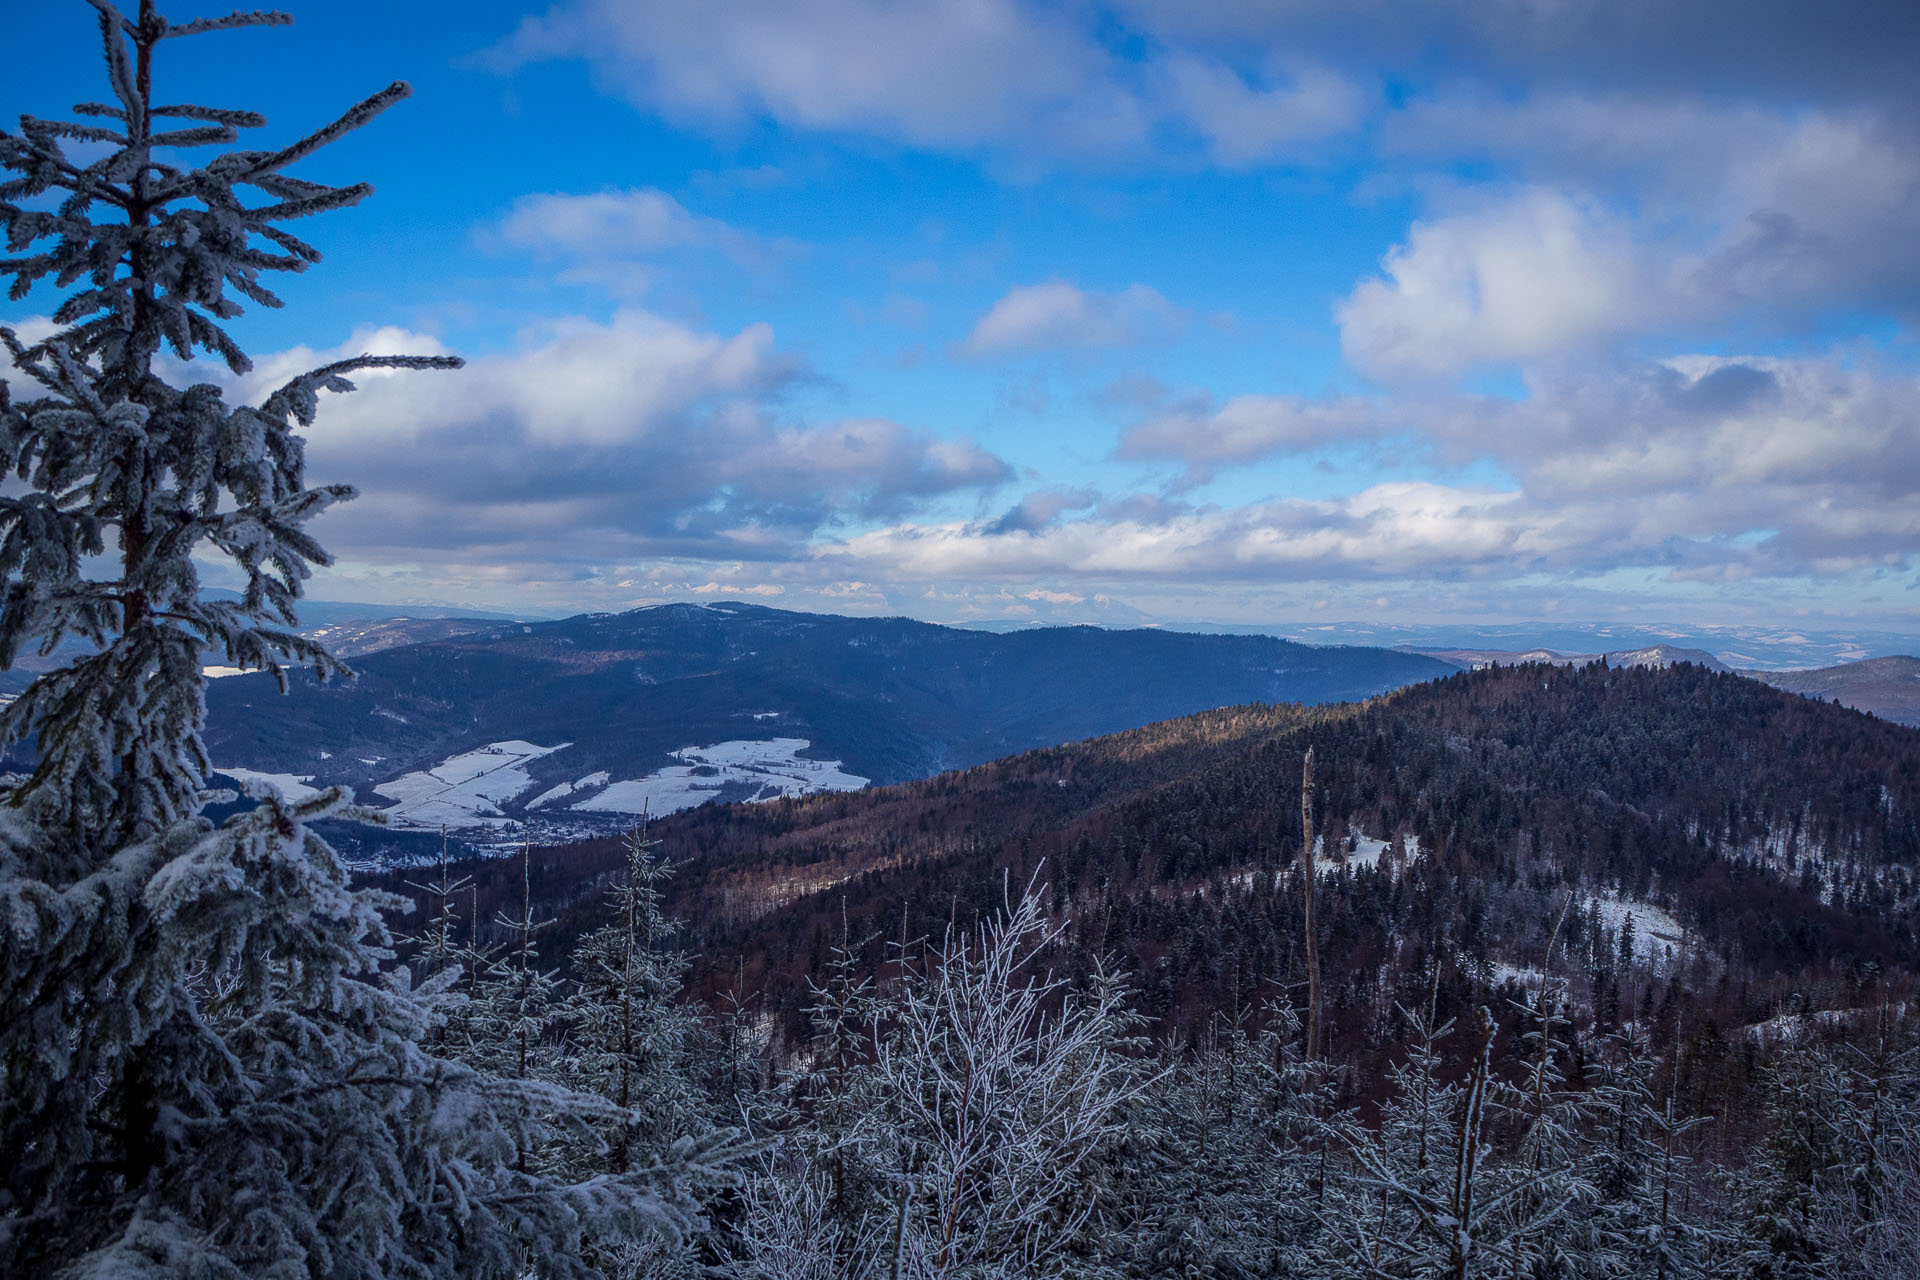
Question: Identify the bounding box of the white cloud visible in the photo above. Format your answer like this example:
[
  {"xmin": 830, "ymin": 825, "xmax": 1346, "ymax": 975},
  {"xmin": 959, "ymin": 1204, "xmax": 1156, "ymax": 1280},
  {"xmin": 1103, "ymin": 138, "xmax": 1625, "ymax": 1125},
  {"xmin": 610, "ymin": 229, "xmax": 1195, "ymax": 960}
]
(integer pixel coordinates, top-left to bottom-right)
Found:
[
  {"xmin": 1346, "ymin": 98, "xmax": 1920, "ymax": 380},
  {"xmin": 489, "ymin": 188, "xmax": 750, "ymax": 258},
  {"xmin": 689, "ymin": 581, "xmax": 785, "ymax": 596},
  {"xmin": 823, "ymin": 351, "xmax": 1920, "ymax": 586},
  {"xmin": 480, "ymin": 188, "xmax": 792, "ymax": 296},
  {"xmin": 491, "ymin": 0, "xmax": 1142, "ymax": 157},
  {"xmin": 1118, "ymin": 391, "xmax": 1386, "ymax": 485},
  {"xmin": 485, "ymin": 0, "xmax": 1363, "ymax": 167},
  {"xmin": 986, "ymin": 487, "xmax": 1099, "ymax": 534},
  {"xmin": 245, "ymin": 311, "xmax": 785, "ymax": 450},
  {"xmin": 1155, "ymin": 55, "xmax": 1365, "ymax": 166},
  {"xmin": 964, "ymin": 281, "xmax": 1185, "ymax": 354},
  {"xmin": 1336, "ymin": 188, "xmax": 1671, "ymax": 382},
  {"xmin": 818, "ymin": 482, "xmax": 1543, "ymax": 582},
  {"xmin": 212, "ymin": 312, "xmax": 1010, "ymax": 581}
]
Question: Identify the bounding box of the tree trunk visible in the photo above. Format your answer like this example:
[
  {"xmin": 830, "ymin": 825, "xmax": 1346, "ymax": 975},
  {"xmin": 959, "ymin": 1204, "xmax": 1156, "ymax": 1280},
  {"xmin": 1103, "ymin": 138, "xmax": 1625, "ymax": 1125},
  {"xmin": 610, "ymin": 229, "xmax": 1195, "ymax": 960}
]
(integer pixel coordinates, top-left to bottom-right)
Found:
[{"xmin": 1300, "ymin": 747, "xmax": 1321, "ymax": 1062}]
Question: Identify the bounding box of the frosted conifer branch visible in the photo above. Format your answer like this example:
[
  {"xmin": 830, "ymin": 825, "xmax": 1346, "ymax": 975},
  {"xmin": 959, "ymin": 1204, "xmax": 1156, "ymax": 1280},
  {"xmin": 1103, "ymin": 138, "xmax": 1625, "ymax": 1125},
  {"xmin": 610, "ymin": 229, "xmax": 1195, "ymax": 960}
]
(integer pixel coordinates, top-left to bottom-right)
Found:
[
  {"xmin": 241, "ymin": 81, "xmax": 409, "ymax": 180},
  {"xmin": 161, "ymin": 11, "xmax": 294, "ymax": 39},
  {"xmin": 79, "ymin": 0, "xmax": 139, "ymax": 35},
  {"xmin": 150, "ymin": 104, "xmax": 266, "ymax": 128}
]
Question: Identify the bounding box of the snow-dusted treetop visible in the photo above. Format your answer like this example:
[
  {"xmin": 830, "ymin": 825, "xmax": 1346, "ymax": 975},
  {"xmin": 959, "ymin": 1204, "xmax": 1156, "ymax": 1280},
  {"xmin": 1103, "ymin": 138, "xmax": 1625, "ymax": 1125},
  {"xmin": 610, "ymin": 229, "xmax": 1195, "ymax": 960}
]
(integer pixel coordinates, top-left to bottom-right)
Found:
[{"xmin": 0, "ymin": 0, "xmax": 458, "ymax": 850}]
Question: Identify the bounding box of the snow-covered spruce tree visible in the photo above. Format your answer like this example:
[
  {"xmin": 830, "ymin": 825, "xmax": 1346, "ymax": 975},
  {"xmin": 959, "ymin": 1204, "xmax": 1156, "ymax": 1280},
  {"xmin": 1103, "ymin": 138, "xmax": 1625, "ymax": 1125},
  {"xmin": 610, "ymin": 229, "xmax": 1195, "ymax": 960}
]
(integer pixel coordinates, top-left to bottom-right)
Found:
[
  {"xmin": 1723, "ymin": 1038, "xmax": 1861, "ymax": 1279},
  {"xmin": 1491, "ymin": 904, "xmax": 1601, "ymax": 1280},
  {"xmin": 0, "ymin": 5, "xmax": 731, "ymax": 1274},
  {"xmin": 865, "ymin": 881, "xmax": 1144, "ymax": 1279},
  {"xmin": 455, "ymin": 838, "xmax": 568, "ymax": 1152},
  {"xmin": 1315, "ymin": 992, "xmax": 1460, "ymax": 1279},
  {"xmin": 401, "ymin": 831, "xmax": 486, "ymax": 1055}
]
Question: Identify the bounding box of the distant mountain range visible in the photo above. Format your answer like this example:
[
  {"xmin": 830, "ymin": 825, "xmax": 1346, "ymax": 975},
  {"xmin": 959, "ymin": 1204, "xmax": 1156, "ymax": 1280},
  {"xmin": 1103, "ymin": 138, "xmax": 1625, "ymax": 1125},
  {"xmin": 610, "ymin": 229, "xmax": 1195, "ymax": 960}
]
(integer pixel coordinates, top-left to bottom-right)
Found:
[
  {"xmin": 9, "ymin": 594, "xmax": 1912, "ymax": 852},
  {"xmin": 1748, "ymin": 655, "xmax": 1920, "ymax": 728},
  {"xmin": 202, "ymin": 602, "xmax": 1456, "ymax": 848},
  {"xmin": 0, "ymin": 597, "xmax": 514, "ymax": 691},
  {"xmin": 1235, "ymin": 619, "xmax": 1918, "ymax": 670},
  {"xmin": 1414, "ymin": 642, "xmax": 1731, "ymax": 673}
]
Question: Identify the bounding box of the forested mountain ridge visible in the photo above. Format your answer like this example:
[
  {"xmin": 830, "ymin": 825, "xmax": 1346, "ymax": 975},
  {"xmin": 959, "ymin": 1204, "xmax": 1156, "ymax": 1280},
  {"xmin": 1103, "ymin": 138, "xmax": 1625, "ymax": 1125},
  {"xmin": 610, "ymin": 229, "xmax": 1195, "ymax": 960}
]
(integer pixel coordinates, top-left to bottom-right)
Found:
[
  {"xmin": 404, "ymin": 660, "xmax": 1920, "ymax": 1048},
  {"xmin": 1750, "ymin": 654, "xmax": 1920, "ymax": 727},
  {"xmin": 203, "ymin": 601, "xmax": 1457, "ymax": 825}
]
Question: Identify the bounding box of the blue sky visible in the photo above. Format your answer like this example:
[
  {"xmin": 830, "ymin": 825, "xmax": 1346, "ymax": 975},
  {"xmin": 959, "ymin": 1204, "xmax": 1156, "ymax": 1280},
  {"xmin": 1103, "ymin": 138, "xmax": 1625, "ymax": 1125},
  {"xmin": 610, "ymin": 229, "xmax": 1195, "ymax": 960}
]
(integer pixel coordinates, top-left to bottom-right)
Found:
[{"xmin": 8, "ymin": 0, "xmax": 1920, "ymax": 631}]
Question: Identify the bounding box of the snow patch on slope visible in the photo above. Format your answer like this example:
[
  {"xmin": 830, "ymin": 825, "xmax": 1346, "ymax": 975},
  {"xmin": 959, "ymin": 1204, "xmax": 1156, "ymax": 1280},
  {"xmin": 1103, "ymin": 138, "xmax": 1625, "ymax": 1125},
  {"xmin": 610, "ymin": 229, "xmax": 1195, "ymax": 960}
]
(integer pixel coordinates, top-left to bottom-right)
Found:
[
  {"xmin": 1490, "ymin": 962, "xmax": 1550, "ymax": 990},
  {"xmin": 525, "ymin": 771, "xmax": 612, "ymax": 810},
  {"xmin": 572, "ymin": 738, "xmax": 867, "ymax": 817},
  {"xmin": 1592, "ymin": 894, "xmax": 1686, "ymax": 968},
  {"xmin": 1317, "ymin": 831, "xmax": 1422, "ymax": 876},
  {"xmin": 374, "ymin": 740, "xmax": 570, "ymax": 829}
]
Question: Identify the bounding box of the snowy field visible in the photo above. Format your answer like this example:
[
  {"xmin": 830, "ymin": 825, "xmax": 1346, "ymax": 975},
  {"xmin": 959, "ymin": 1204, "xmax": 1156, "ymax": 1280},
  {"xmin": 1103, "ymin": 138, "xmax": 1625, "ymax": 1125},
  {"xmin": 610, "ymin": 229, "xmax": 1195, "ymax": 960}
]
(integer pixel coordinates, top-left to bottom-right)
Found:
[
  {"xmin": 1744, "ymin": 1001, "xmax": 1908, "ymax": 1044},
  {"xmin": 571, "ymin": 738, "xmax": 868, "ymax": 817},
  {"xmin": 1490, "ymin": 895, "xmax": 1685, "ymax": 990},
  {"xmin": 373, "ymin": 740, "xmax": 570, "ymax": 829},
  {"xmin": 215, "ymin": 734, "xmax": 867, "ymax": 837},
  {"xmin": 344, "ymin": 736, "xmax": 868, "ymax": 832},
  {"xmin": 525, "ymin": 771, "xmax": 611, "ymax": 810}
]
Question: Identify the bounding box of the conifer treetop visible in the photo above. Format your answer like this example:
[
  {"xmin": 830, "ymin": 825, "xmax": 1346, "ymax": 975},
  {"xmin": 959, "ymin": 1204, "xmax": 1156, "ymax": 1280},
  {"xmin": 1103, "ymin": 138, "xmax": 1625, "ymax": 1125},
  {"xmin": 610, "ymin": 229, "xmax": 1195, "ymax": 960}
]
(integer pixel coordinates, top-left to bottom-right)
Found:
[{"xmin": 0, "ymin": 0, "xmax": 459, "ymax": 849}]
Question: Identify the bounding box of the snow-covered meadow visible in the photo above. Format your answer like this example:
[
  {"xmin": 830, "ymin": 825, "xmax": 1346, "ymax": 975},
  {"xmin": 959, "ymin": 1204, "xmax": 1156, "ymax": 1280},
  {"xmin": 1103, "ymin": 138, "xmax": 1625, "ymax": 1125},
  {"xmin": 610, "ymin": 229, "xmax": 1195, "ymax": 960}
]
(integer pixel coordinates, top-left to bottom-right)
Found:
[
  {"xmin": 373, "ymin": 740, "xmax": 571, "ymax": 828},
  {"xmin": 227, "ymin": 735, "xmax": 874, "ymax": 834},
  {"xmin": 570, "ymin": 738, "xmax": 868, "ymax": 816}
]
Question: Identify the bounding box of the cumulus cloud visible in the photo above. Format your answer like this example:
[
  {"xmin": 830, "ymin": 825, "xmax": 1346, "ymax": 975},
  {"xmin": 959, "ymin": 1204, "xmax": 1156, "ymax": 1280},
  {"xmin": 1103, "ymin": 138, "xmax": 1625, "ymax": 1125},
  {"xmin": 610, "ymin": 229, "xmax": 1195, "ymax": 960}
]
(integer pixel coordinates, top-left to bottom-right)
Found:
[
  {"xmin": 481, "ymin": 188, "xmax": 793, "ymax": 296},
  {"xmin": 689, "ymin": 581, "xmax": 785, "ymax": 596},
  {"xmin": 985, "ymin": 487, "xmax": 1098, "ymax": 534},
  {"xmin": 1154, "ymin": 55, "xmax": 1366, "ymax": 166},
  {"xmin": 1336, "ymin": 189, "xmax": 1678, "ymax": 383},
  {"xmin": 963, "ymin": 281, "xmax": 1185, "ymax": 354},
  {"xmin": 1118, "ymin": 391, "xmax": 1388, "ymax": 486},
  {"xmin": 1311, "ymin": 68, "xmax": 1920, "ymax": 384},
  {"xmin": 489, "ymin": 0, "xmax": 1142, "ymax": 156},
  {"xmin": 819, "ymin": 483, "xmax": 1545, "ymax": 582},
  {"xmin": 215, "ymin": 312, "xmax": 1009, "ymax": 582},
  {"xmin": 1368, "ymin": 96, "xmax": 1920, "ymax": 353},
  {"xmin": 484, "ymin": 0, "xmax": 1364, "ymax": 167},
  {"xmin": 488, "ymin": 188, "xmax": 760, "ymax": 259}
]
